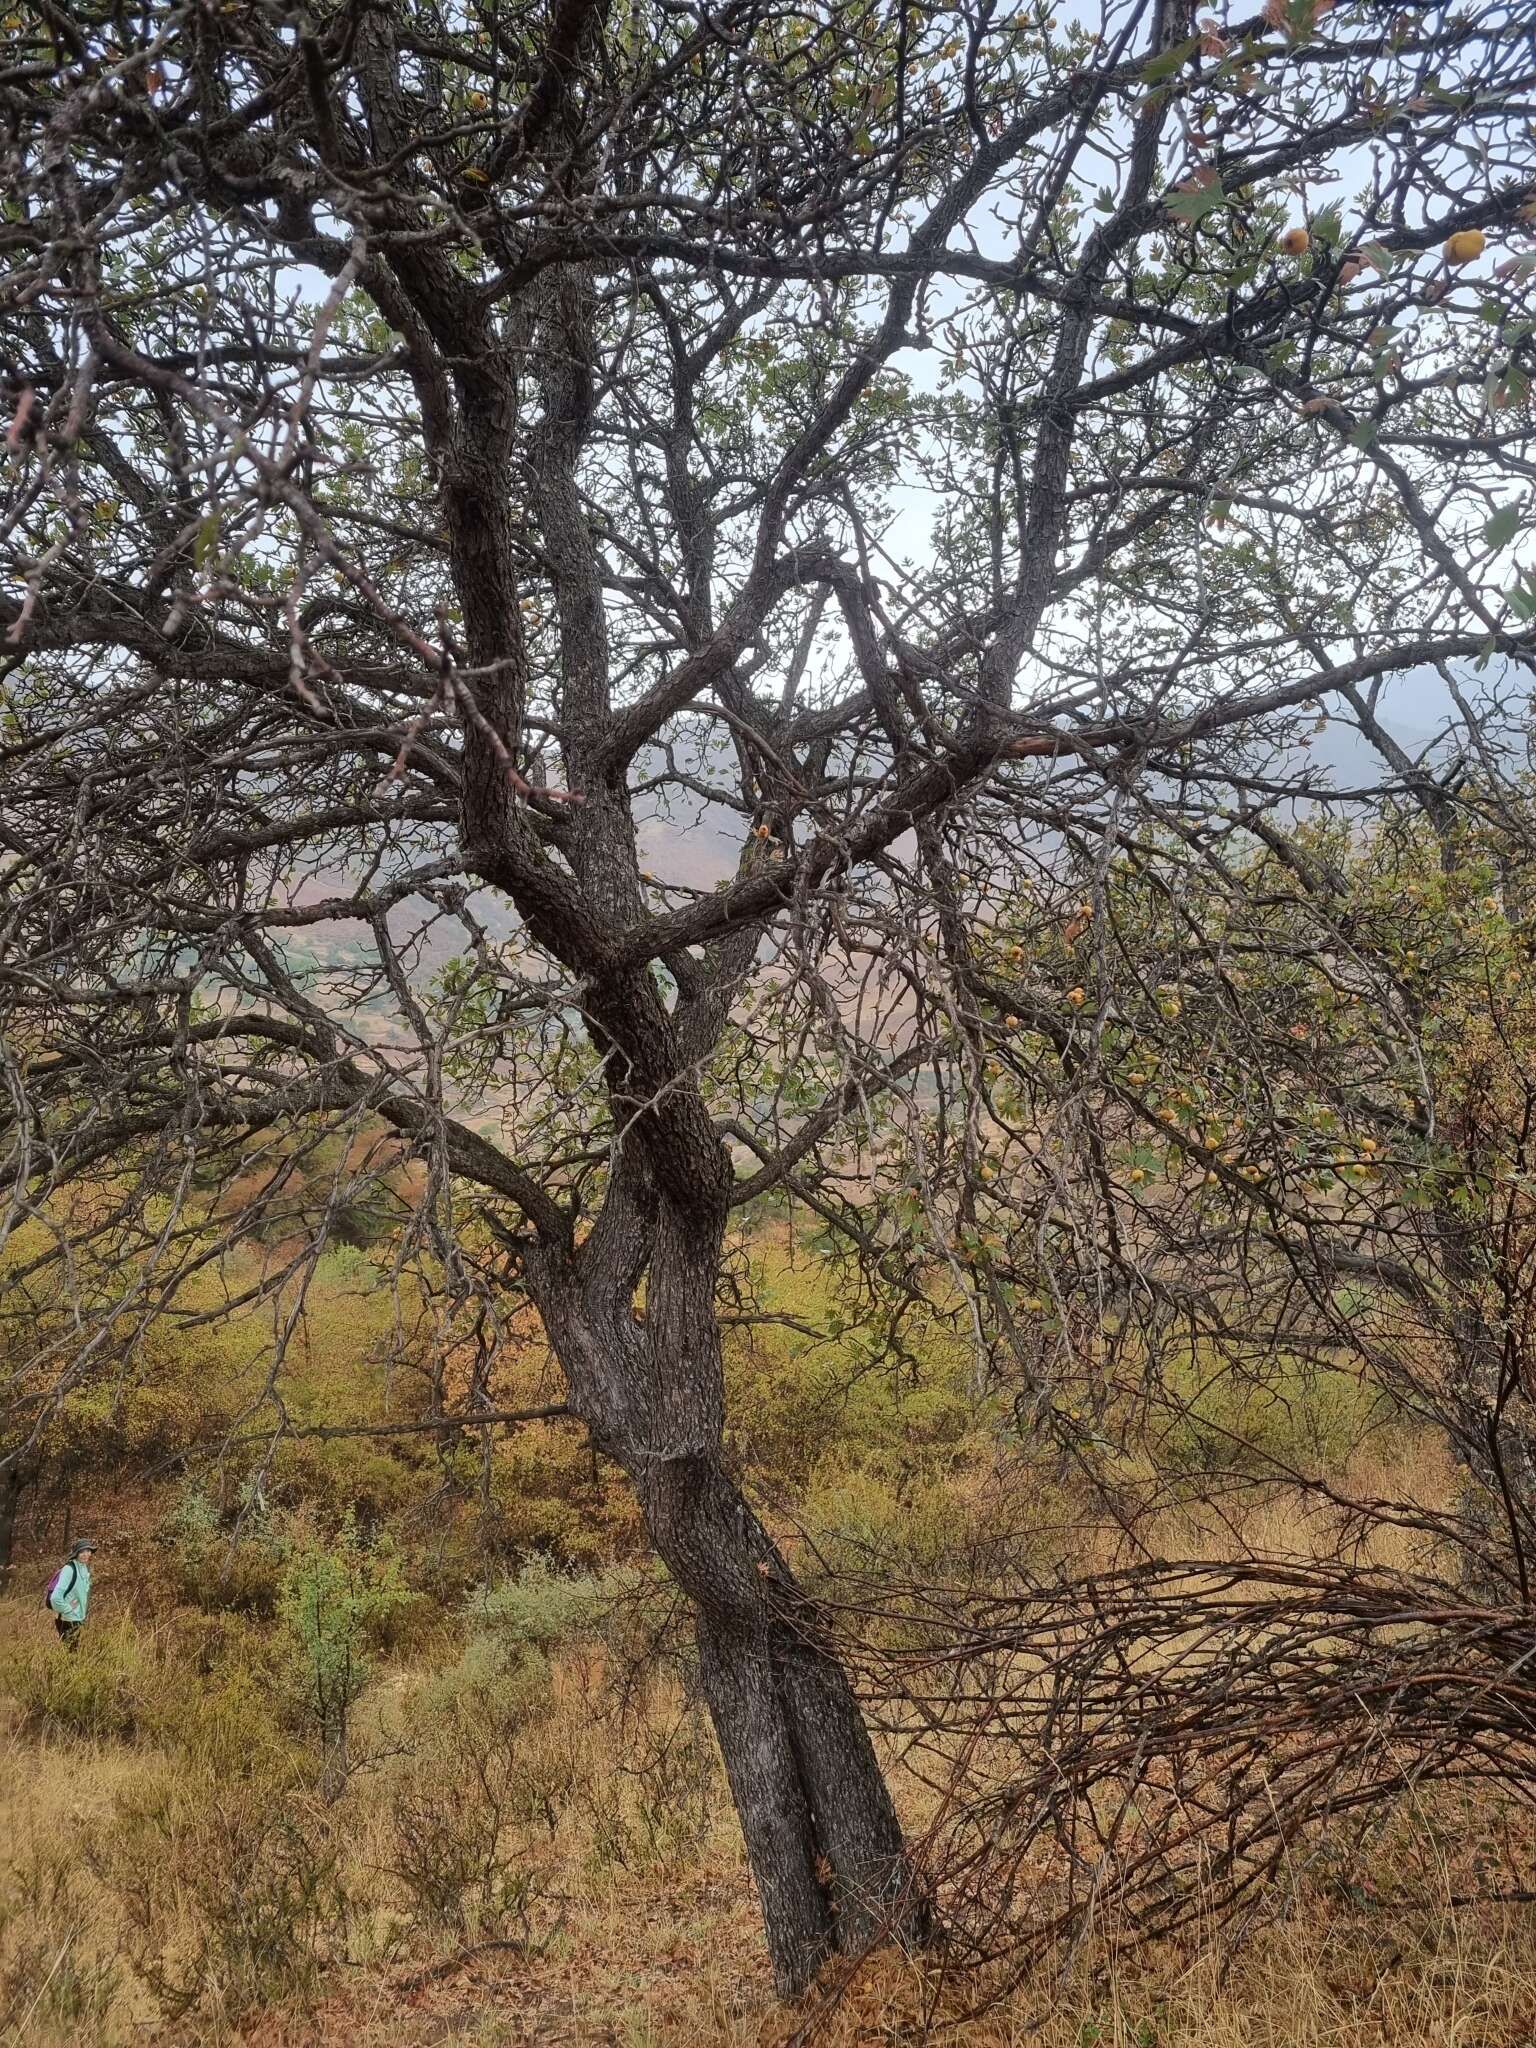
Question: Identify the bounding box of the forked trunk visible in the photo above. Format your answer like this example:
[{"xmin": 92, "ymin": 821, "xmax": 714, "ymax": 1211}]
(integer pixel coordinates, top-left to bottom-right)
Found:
[
  {"xmin": 640, "ymin": 1451, "xmax": 924, "ymax": 1994},
  {"xmin": 528, "ymin": 1238, "xmax": 928, "ymax": 1995}
]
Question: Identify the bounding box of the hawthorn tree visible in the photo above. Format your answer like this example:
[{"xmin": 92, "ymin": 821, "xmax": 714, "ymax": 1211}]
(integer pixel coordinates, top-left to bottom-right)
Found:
[{"xmin": 2, "ymin": 0, "xmax": 1533, "ymax": 1993}]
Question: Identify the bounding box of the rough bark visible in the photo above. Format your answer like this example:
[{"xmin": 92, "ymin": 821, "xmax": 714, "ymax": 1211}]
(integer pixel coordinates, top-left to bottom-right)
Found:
[
  {"xmin": 526, "ymin": 1202, "xmax": 924, "ymax": 1993},
  {"xmin": 640, "ymin": 1452, "xmax": 922, "ymax": 1991},
  {"xmin": 0, "ymin": 1458, "xmax": 29, "ymax": 1579}
]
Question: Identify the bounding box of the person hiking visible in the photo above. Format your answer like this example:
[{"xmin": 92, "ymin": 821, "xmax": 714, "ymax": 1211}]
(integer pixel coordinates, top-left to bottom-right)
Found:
[{"xmin": 46, "ymin": 1538, "xmax": 95, "ymax": 1650}]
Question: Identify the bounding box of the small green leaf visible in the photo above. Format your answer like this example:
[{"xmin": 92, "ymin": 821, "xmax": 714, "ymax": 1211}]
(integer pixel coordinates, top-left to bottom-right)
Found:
[
  {"xmin": 1142, "ymin": 33, "xmax": 1201, "ymax": 80},
  {"xmin": 1168, "ymin": 181, "xmax": 1227, "ymax": 223},
  {"xmin": 193, "ymin": 509, "xmax": 221, "ymax": 566},
  {"xmin": 1483, "ymin": 501, "xmax": 1521, "ymax": 552}
]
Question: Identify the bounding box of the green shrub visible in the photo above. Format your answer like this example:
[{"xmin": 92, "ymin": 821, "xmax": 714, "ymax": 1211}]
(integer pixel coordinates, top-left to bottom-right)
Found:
[
  {"xmin": 386, "ymin": 1654, "xmax": 571, "ymax": 1943},
  {"xmin": 799, "ymin": 1446, "xmax": 986, "ymax": 1581},
  {"xmin": 1151, "ymin": 1350, "xmax": 1390, "ymax": 1479},
  {"xmin": 279, "ymin": 1511, "xmax": 411, "ymax": 1792},
  {"xmin": 465, "ymin": 1557, "xmax": 613, "ymax": 1657},
  {"xmin": 157, "ymin": 1481, "xmax": 288, "ymax": 1618},
  {"xmin": 0, "ymin": 1618, "xmax": 154, "ymax": 1741}
]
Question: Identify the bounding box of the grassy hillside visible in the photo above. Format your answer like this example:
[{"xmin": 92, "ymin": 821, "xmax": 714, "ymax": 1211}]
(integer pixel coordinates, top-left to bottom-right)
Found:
[{"xmin": 4, "ymin": 1218, "xmax": 1535, "ymax": 2043}]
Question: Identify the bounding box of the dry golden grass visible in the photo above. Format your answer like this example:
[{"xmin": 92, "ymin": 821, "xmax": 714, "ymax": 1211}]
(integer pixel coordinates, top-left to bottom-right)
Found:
[
  {"xmin": 4, "ymin": 1588, "xmax": 1536, "ymax": 2048},
  {"xmin": 195, "ymin": 1851, "xmax": 1536, "ymax": 2048},
  {"xmin": 3, "ymin": 1443, "xmax": 1532, "ymax": 2048}
]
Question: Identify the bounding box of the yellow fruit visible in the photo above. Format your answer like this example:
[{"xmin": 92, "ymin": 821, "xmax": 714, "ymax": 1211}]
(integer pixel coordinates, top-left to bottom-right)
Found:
[
  {"xmin": 1128, "ymin": 1071, "xmax": 1148, "ymax": 1085},
  {"xmin": 1280, "ymin": 227, "xmax": 1310, "ymax": 256},
  {"xmin": 1067, "ymin": 986, "xmax": 1087, "ymax": 1006},
  {"xmin": 1443, "ymin": 228, "xmax": 1486, "ymax": 266},
  {"xmin": 1130, "ymin": 1168, "xmax": 1146, "ymax": 1184}
]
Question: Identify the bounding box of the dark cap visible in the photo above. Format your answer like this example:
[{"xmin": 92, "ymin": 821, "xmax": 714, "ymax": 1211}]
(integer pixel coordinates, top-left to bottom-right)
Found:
[{"xmin": 70, "ymin": 1537, "xmax": 97, "ymax": 1557}]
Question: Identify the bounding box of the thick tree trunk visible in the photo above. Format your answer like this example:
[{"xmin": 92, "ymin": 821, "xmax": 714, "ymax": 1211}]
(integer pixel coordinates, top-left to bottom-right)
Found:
[
  {"xmin": 527, "ymin": 1202, "xmax": 928, "ymax": 1993},
  {"xmin": 0, "ymin": 1457, "xmax": 31, "ymax": 1581},
  {"xmin": 442, "ymin": 225, "xmax": 927, "ymax": 1992},
  {"xmin": 639, "ymin": 1451, "xmax": 924, "ymax": 1995}
]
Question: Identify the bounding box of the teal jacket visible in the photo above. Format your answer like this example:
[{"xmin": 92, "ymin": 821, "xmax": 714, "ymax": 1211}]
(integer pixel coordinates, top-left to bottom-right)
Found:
[{"xmin": 49, "ymin": 1559, "xmax": 90, "ymax": 1624}]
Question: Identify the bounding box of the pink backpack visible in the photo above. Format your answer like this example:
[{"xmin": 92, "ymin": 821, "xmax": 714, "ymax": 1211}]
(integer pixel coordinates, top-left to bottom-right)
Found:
[{"xmin": 42, "ymin": 1562, "xmax": 77, "ymax": 1611}]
